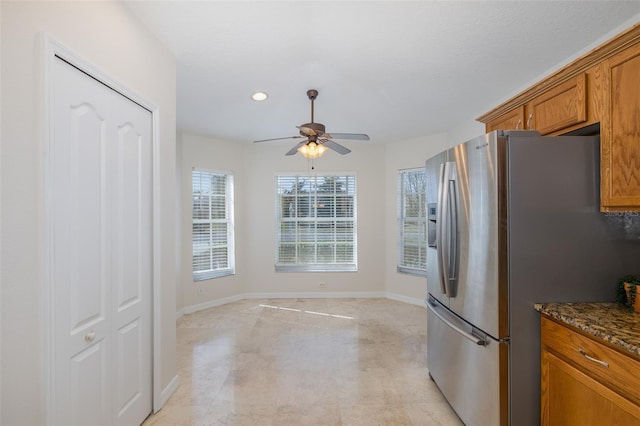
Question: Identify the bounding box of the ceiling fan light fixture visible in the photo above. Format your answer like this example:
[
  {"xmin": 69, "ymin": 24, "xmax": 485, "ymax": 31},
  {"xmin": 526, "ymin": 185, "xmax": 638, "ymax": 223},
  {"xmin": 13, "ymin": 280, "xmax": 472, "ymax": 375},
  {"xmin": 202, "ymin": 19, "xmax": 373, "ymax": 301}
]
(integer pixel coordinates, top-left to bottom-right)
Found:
[
  {"xmin": 251, "ymin": 91, "xmax": 268, "ymax": 101},
  {"xmin": 298, "ymin": 141, "xmax": 326, "ymax": 159},
  {"xmin": 252, "ymin": 89, "xmax": 368, "ymax": 157}
]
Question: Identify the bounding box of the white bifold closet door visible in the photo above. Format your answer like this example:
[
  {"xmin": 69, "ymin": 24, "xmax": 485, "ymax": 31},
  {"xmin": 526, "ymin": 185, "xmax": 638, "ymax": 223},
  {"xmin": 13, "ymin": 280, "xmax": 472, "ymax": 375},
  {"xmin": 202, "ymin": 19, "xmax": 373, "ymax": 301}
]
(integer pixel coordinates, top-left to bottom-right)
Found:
[{"xmin": 51, "ymin": 56, "xmax": 152, "ymax": 426}]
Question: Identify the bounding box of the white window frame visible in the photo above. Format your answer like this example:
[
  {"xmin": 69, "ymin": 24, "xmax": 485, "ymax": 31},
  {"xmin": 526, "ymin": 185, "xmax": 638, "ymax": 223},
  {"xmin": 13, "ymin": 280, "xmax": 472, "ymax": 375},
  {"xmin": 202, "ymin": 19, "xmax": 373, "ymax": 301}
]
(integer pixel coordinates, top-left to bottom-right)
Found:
[
  {"xmin": 275, "ymin": 174, "xmax": 357, "ymax": 272},
  {"xmin": 192, "ymin": 168, "xmax": 235, "ymax": 281},
  {"xmin": 397, "ymin": 167, "xmax": 427, "ymax": 276}
]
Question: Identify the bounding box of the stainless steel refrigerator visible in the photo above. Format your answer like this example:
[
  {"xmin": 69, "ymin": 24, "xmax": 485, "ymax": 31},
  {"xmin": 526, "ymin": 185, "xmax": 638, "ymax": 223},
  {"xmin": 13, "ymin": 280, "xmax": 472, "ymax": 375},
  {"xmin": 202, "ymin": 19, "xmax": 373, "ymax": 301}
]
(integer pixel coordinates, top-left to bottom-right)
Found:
[{"xmin": 425, "ymin": 130, "xmax": 640, "ymax": 425}]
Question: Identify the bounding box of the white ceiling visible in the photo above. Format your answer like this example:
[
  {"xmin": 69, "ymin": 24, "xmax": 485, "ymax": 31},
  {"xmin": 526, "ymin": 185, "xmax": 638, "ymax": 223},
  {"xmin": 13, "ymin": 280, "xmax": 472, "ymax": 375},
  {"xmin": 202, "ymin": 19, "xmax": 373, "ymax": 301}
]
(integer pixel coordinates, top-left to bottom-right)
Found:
[{"xmin": 125, "ymin": 1, "xmax": 640, "ymax": 146}]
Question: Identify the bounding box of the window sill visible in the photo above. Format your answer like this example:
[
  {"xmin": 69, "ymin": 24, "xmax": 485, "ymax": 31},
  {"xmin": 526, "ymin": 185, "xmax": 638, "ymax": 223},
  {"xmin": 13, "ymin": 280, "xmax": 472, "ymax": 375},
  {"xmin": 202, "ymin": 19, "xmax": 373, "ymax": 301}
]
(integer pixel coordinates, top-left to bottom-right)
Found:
[
  {"xmin": 275, "ymin": 264, "xmax": 357, "ymax": 273},
  {"xmin": 397, "ymin": 266, "xmax": 427, "ymax": 277},
  {"xmin": 193, "ymin": 268, "xmax": 235, "ymax": 282}
]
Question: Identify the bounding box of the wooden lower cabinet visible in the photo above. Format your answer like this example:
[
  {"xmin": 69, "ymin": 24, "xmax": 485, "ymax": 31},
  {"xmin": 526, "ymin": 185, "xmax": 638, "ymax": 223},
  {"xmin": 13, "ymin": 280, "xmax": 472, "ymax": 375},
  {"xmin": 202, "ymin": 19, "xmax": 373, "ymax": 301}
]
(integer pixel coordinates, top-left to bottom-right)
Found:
[
  {"xmin": 542, "ymin": 351, "xmax": 640, "ymax": 425},
  {"xmin": 541, "ymin": 317, "xmax": 640, "ymax": 425}
]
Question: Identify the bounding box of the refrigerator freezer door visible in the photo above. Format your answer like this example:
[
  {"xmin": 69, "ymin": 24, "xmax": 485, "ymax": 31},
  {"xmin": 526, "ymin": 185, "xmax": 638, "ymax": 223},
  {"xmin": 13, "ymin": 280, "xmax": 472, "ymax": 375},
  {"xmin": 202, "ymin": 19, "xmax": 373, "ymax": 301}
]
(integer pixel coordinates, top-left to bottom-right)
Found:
[{"xmin": 427, "ymin": 297, "xmax": 507, "ymax": 426}]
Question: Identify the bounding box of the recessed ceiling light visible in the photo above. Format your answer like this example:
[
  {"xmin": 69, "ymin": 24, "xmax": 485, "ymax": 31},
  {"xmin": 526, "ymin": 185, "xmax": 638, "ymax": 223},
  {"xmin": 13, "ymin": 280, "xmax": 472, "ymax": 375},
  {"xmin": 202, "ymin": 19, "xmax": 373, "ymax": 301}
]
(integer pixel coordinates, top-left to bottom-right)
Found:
[{"xmin": 251, "ymin": 91, "xmax": 268, "ymax": 101}]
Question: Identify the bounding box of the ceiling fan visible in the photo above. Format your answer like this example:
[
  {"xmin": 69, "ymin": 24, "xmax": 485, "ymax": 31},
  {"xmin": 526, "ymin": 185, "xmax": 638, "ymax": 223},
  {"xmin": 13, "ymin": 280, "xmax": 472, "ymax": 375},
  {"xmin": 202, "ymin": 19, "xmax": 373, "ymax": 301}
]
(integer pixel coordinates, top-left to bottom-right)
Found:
[{"xmin": 253, "ymin": 89, "xmax": 370, "ymax": 158}]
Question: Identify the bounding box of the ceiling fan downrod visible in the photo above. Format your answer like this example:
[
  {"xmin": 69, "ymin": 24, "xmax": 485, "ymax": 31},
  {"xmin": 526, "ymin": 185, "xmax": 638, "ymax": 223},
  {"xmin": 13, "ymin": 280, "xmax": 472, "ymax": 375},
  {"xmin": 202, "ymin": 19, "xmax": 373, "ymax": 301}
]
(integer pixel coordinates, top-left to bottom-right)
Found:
[{"xmin": 307, "ymin": 89, "xmax": 318, "ymax": 123}]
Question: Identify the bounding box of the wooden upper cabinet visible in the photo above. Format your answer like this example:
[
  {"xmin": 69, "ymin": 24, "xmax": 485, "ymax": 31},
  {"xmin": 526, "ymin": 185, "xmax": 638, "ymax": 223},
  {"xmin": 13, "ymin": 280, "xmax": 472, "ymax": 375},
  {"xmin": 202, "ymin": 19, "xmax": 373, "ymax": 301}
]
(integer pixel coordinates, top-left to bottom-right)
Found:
[
  {"xmin": 526, "ymin": 73, "xmax": 587, "ymax": 135},
  {"xmin": 485, "ymin": 105, "xmax": 525, "ymax": 132},
  {"xmin": 601, "ymin": 42, "xmax": 640, "ymax": 211},
  {"xmin": 478, "ymin": 22, "xmax": 640, "ymax": 211}
]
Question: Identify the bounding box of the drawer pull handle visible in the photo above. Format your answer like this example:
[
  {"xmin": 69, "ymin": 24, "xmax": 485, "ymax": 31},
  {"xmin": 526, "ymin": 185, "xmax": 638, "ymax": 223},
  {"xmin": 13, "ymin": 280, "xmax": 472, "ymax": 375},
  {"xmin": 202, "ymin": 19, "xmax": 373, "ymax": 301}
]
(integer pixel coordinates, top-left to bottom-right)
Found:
[{"xmin": 578, "ymin": 348, "xmax": 609, "ymax": 368}]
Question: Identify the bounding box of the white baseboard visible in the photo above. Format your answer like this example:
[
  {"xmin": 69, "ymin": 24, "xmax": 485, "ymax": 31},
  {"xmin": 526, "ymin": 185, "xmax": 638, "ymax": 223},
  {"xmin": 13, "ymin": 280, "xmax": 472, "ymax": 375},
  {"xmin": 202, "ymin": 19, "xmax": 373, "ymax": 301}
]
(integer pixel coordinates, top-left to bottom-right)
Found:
[
  {"xmin": 178, "ymin": 291, "xmax": 427, "ymax": 317},
  {"xmin": 385, "ymin": 292, "xmax": 426, "ymax": 307},
  {"xmin": 243, "ymin": 291, "xmax": 387, "ymax": 300},
  {"xmin": 176, "ymin": 293, "xmax": 246, "ymax": 320},
  {"xmin": 156, "ymin": 374, "xmax": 180, "ymax": 412}
]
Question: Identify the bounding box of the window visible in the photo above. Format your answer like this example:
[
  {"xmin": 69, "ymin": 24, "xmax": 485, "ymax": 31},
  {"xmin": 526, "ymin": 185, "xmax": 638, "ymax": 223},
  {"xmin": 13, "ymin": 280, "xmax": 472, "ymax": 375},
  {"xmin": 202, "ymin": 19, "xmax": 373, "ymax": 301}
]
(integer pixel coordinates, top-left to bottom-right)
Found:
[
  {"xmin": 192, "ymin": 169, "xmax": 235, "ymax": 280},
  {"xmin": 276, "ymin": 175, "xmax": 357, "ymax": 272},
  {"xmin": 398, "ymin": 168, "xmax": 427, "ymax": 276}
]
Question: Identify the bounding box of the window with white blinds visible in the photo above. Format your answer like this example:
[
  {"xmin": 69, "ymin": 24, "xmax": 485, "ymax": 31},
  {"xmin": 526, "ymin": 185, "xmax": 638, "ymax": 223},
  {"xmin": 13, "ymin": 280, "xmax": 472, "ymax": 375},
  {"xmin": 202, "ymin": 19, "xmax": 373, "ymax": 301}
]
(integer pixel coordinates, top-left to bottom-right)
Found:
[
  {"xmin": 192, "ymin": 169, "xmax": 235, "ymax": 281},
  {"xmin": 275, "ymin": 174, "xmax": 357, "ymax": 272},
  {"xmin": 398, "ymin": 168, "xmax": 427, "ymax": 276}
]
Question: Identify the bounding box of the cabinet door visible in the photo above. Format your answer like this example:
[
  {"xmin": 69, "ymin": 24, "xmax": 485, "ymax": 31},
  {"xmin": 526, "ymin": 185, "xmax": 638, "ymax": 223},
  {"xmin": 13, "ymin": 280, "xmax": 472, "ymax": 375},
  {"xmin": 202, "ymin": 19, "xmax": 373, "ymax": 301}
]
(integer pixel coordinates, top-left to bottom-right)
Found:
[
  {"xmin": 601, "ymin": 43, "xmax": 640, "ymax": 210},
  {"xmin": 542, "ymin": 350, "xmax": 640, "ymax": 425},
  {"xmin": 541, "ymin": 316, "xmax": 640, "ymax": 404},
  {"xmin": 485, "ymin": 105, "xmax": 524, "ymax": 133},
  {"xmin": 527, "ymin": 73, "xmax": 587, "ymax": 135}
]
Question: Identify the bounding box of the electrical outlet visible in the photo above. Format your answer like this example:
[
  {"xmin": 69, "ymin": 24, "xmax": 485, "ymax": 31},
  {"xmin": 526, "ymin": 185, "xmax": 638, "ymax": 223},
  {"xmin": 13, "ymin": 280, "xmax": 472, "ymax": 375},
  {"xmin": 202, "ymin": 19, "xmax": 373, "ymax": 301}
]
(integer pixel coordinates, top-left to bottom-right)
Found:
[{"xmin": 319, "ymin": 282, "xmax": 327, "ymax": 288}]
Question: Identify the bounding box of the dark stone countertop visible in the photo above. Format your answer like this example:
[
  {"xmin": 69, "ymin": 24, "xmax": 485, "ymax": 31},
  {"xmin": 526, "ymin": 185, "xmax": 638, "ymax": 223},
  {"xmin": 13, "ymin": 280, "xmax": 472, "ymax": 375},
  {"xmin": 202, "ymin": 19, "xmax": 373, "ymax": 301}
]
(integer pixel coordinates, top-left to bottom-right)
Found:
[{"xmin": 535, "ymin": 302, "xmax": 640, "ymax": 358}]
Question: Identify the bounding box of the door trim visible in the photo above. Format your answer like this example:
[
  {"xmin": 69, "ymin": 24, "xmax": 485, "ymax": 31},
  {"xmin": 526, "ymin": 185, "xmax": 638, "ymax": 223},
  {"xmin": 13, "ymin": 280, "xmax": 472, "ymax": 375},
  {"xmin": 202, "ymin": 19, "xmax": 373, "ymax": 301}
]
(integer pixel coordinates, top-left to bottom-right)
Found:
[{"xmin": 41, "ymin": 34, "xmax": 163, "ymax": 422}]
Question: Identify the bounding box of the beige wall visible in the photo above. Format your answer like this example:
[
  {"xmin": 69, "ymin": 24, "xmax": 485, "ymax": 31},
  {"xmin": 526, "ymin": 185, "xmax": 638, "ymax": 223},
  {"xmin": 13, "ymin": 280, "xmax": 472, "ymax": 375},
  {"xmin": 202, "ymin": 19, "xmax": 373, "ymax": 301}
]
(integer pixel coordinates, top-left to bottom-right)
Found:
[
  {"xmin": 177, "ymin": 121, "xmax": 484, "ymax": 312},
  {"xmin": 382, "ymin": 132, "xmax": 452, "ymax": 302},
  {"xmin": 179, "ymin": 132, "xmax": 248, "ymax": 309},
  {"xmin": 1, "ymin": 1, "xmax": 177, "ymax": 424},
  {"xmin": 382, "ymin": 121, "xmax": 485, "ymax": 302},
  {"xmin": 244, "ymin": 139, "xmax": 387, "ymax": 296},
  {"xmin": 178, "ymin": 134, "xmax": 387, "ymax": 311}
]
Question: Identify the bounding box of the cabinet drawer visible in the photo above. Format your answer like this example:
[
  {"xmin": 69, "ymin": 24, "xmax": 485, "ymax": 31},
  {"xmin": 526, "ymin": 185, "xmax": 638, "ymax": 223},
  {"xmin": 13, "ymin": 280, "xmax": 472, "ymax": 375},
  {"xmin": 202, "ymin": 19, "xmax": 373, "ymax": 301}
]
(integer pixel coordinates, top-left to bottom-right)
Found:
[
  {"xmin": 541, "ymin": 317, "xmax": 640, "ymax": 405},
  {"xmin": 528, "ymin": 73, "xmax": 587, "ymax": 134}
]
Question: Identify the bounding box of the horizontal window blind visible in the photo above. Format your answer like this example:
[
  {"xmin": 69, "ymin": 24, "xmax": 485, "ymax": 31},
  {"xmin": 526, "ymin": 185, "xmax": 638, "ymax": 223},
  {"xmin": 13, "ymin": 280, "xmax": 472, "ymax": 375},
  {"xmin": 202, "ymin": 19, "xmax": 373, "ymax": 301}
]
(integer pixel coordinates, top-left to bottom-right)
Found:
[
  {"xmin": 192, "ymin": 169, "xmax": 235, "ymax": 280},
  {"xmin": 276, "ymin": 175, "xmax": 357, "ymax": 272},
  {"xmin": 398, "ymin": 168, "xmax": 427, "ymax": 276}
]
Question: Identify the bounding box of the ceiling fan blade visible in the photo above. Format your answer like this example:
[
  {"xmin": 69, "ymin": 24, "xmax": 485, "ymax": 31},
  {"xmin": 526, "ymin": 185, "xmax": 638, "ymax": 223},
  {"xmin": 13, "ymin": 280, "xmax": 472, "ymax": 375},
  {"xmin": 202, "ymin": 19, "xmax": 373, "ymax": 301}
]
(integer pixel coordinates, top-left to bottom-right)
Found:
[
  {"xmin": 324, "ymin": 132, "xmax": 369, "ymax": 141},
  {"xmin": 286, "ymin": 141, "xmax": 307, "ymax": 156},
  {"xmin": 321, "ymin": 139, "xmax": 351, "ymax": 155},
  {"xmin": 254, "ymin": 135, "xmax": 304, "ymax": 143},
  {"xmin": 296, "ymin": 125, "xmax": 317, "ymax": 136}
]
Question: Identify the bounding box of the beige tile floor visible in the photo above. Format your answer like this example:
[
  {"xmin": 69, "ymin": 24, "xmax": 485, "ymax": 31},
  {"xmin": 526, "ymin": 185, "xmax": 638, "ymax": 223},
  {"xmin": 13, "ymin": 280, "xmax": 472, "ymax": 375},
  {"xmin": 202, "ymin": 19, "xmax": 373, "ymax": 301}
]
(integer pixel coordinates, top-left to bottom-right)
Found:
[{"xmin": 143, "ymin": 298, "xmax": 463, "ymax": 426}]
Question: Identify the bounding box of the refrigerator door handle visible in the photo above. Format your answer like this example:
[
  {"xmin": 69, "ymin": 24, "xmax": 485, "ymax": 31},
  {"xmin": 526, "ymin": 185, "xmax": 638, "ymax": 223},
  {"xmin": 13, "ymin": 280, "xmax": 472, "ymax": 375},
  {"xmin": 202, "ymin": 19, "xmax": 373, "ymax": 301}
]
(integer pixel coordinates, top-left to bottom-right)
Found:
[
  {"xmin": 427, "ymin": 298, "xmax": 488, "ymax": 346},
  {"xmin": 437, "ymin": 162, "xmax": 459, "ymax": 297},
  {"xmin": 447, "ymin": 173, "xmax": 459, "ymax": 297},
  {"xmin": 435, "ymin": 163, "xmax": 448, "ymax": 295}
]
